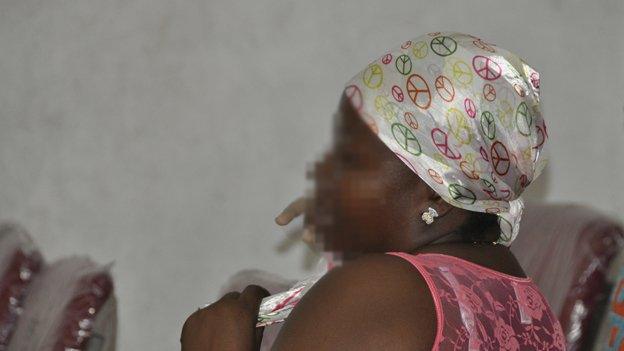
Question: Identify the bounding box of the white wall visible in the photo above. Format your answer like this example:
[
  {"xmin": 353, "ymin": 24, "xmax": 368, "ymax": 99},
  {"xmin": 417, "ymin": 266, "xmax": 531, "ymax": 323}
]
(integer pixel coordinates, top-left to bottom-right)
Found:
[{"xmin": 0, "ymin": 0, "xmax": 623, "ymax": 349}]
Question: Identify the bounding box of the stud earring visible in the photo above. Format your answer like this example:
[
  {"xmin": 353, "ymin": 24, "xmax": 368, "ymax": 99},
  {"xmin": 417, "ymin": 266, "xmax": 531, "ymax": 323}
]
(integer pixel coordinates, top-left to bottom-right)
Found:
[{"xmin": 421, "ymin": 207, "xmax": 438, "ymax": 225}]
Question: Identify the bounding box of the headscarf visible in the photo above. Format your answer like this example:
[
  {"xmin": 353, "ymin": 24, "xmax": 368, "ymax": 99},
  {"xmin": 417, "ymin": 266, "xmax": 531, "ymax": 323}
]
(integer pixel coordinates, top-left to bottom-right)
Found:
[
  {"xmin": 344, "ymin": 31, "xmax": 548, "ymax": 245},
  {"xmin": 254, "ymin": 32, "xmax": 549, "ymax": 328}
]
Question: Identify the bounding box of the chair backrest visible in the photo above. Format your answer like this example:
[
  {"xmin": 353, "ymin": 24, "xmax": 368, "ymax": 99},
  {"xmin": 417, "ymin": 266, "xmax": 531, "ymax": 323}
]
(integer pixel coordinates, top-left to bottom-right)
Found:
[{"xmin": 511, "ymin": 203, "xmax": 624, "ymax": 351}]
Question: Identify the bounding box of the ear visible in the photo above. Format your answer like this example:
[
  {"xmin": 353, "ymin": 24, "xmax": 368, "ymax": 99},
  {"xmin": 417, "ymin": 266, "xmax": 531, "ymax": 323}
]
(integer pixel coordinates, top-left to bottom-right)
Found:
[{"xmin": 425, "ymin": 188, "xmax": 454, "ymax": 219}]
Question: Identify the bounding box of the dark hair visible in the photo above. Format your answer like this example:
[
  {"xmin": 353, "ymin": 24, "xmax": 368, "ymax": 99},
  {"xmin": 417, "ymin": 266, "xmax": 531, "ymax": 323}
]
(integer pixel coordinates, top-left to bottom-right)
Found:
[{"xmin": 456, "ymin": 211, "xmax": 500, "ymax": 243}]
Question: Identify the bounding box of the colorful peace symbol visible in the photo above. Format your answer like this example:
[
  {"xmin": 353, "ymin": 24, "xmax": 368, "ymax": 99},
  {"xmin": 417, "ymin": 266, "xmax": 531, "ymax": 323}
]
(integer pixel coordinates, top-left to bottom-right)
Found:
[
  {"xmin": 430, "ymin": 36, "xmax": 457, "ymax": 57},
  {"xmin": 431, "ymin": 128, "xmax": 461, "ymax": 160},
  {"xmin": 381, "ymin": 54, "xmax": 393, "ymax": 65},
  {"xmin": 472, "ymin": 39, "xmax": 495, "ymax": 53},
  {"xmin": 448, "ymin": 184, "xmax": 477, "ymax": 205},
  {"xmin": 496, "ymin": 99, "xmax": 514, "ymax": 129},
  {"xmin": 452, "ymin": 60, "xmax": 473, "ymax": 86},
  {"xmin": 464, "ymin": 98, "xmax": 477, "ymax": 118},
  {"xmin": 534, "ymin": 124, "xmax": 546, "ymax": 149},
  {"xmin": 514, "ymin": 84, "xmax": 526, "ymax": 97},
  {"xmin": 401, "ymin": 40, "xmax": 412, "ymax": 49},
  {"xmin": 395, "ymin": 54, "xmax": 412, "ymax": 75},
  {"xmin": 472, "ymin": 55, "xmax": 502, "ymax": 81},
  {"xmin": 530, "ymin": 72, "xmax": 540, "ymax": 89},
  {"xmin": 480, "ymin": 146, "xmax": 489, "ymax": 161},
  {"xmin": 480, "ymin": 111, "xmax": 496, "ymax": 140},
  {"xmin": 374, "ymin": 95, "xmax": 398, "ymax": 121},
  {"xmin": 490, "ymin": 141, "xmax": 510, "ymax": 176},
  {"xmin": 483, "ymin": 83, "xmax": 496, "ymax": 102},
  {"xmin": 428, "ymin": 168, "xmax": 444, "ymax": 184},
  {"xmin": 344, "ymin": 85, "xmax": 363, "ymax": 111},
  {"xmin": 498, "ymin": 217, "xmax": 513, "ymax": 241},
  {"xmin": 363, "ymin": 64, "xmax": 383, "ymax": 89},
  {"xmin": 460, "ymin": 159, "xmax": 480, "ymax": 180},
  {"xmin": 412, "ymin": 41, "xmax": 428, "ymax": 59},
  {"xmin": 519, "ymin": 174, "xmax": 529, "ymax": 188},
  {"xmin": 403, "ymin": 111, "xmax": 418, "ymax": 130},
  {"xmin": 406, "ymin": 74, "xmax": 432, "ymax": 109},
  {"xmin": 446, "ymin": 108, "xmax": 472, "ymax": 145},
  {"xmin": 515, "ymin": 102, "xmax": 533, "ymax": 136},
  {"xmin": 392, "ymin": 123, "xmax": 422, "ymax": 155},
  {"xmin": 391, "ymin": 85, "xmax": 404, "ymax": 102},
  {"xmin": 435, "ymin": 75, "xmax": 455, "ymax": 102},
  {"xmin": 481, "ymin": 178, "xmax": 498, "ymax": 199}
]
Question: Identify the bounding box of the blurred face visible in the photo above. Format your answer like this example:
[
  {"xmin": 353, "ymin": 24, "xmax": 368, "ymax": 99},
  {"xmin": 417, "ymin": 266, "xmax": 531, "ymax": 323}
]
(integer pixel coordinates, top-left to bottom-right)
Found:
[{"xmin": 306, "ymin": 95, "xmax": 436, "ymax": 258}]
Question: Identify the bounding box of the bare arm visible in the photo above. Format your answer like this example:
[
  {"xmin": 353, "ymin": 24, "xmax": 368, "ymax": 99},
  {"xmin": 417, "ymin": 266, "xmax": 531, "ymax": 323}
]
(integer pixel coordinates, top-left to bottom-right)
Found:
[{"xmin": 271, "ymin": 254, "xmax": 437, "ymax": 351}]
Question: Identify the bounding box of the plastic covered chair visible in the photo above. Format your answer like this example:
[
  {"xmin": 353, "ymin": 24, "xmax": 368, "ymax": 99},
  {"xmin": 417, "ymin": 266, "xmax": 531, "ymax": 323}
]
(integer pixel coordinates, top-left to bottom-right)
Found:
[{"xmin": 511, "ymin": 203, "xmax": 624, "ymax": 351}]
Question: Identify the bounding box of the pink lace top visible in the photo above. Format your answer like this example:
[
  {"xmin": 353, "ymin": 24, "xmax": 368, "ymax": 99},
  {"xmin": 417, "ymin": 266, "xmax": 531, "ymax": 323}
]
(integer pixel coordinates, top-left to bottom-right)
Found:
[{"xmin": 387, "ymin": 252, "xmax": 566, "ymax": 351}]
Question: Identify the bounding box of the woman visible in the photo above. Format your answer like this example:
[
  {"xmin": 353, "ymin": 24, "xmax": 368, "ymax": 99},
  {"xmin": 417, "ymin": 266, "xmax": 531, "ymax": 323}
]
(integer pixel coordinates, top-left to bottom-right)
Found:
[{"xmin": 181, "ymin": 31, "xmax": 564, "ymax": 350}]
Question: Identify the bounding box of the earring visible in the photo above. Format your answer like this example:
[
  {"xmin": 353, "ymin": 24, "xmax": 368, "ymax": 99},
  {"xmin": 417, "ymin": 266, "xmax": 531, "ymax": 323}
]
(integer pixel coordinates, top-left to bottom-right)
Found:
[{"xmin": 421, "ymin": 207, "xmax": 438, "ymax": 225}]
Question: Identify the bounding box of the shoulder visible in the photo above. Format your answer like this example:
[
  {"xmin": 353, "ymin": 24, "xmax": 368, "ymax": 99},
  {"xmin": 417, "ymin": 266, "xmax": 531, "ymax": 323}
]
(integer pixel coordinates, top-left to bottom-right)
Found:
[{"xmin": 271, "ymin": 253, "xmax": 437, "ymax": 351}]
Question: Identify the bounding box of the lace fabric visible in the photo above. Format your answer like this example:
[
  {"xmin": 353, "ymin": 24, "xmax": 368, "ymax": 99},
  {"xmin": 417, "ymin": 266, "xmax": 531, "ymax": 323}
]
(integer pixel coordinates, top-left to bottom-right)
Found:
[{"xmin": 388, "ymin": 252, "xmax": 566, "ymax": 351}]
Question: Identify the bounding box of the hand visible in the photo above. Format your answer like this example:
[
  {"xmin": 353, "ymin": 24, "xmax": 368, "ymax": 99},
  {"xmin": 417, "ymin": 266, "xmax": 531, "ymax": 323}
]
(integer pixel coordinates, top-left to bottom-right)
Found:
[
  {"xmin": 181, "ymin": 285, "xmax": 269, "ymax": 351},
  {"xmin": 275, "ymin": 196, "xmax": 315, "ymax": 245}
]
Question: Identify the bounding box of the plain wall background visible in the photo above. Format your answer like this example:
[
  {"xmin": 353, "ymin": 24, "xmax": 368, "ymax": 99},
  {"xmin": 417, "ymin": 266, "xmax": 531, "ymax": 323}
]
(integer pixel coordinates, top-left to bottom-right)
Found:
[{"xmin": 1, "ymin": 0, "xmax": 623, "ymax": 349}]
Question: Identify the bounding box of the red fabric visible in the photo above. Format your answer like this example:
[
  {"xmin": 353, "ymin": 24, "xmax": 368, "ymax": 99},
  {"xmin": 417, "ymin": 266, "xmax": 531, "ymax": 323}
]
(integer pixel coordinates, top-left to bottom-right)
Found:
[{"xmin": 389, "ymin": 252, "xmax": 565, "ymax": 351}]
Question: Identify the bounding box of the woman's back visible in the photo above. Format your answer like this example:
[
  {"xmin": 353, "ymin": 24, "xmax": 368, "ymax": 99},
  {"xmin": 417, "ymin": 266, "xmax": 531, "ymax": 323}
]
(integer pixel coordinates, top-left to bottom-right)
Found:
[
  {"xmin": 272, "ymin": 244, "xmax": 565, "ymax": 350},
  {"xmin": 389, "ymin": 251, "xmax": 565, "ymax": 350}
]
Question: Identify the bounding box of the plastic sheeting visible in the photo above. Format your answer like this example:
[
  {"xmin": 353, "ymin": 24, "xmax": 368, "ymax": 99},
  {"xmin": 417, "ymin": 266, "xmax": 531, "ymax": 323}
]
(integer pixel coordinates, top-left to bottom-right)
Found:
[
  {"xmin": 6, "ymin": 257, "xmax": 116, "ymax": 351},
  {"xmin": 511, "ymin": 202, "xmax": 624, "ymax": 351},
  {"xmin": 0, "ymin": 223, "xmax": 43, "ymax": 350}
]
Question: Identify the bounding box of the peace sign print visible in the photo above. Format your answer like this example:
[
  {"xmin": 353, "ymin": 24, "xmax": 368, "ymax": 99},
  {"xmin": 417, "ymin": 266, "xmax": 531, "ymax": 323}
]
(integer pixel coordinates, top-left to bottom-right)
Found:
[
  {"xmin": 406, "ymin": 74, "xmax": 432, "ymax": 109},
  {"xmin": 448, "ymin": 184, "xmax": 477, "ymax": 205},
  {"xmin": 460, "ymin": 159, "xmax": 480, "ymax": 180},
  {"xmin": 530, "ymin": 72, "xmax": 540, "ymax": 89},
  {"xmin": 515, "ymin": 102, "xmax": 533, "ymax": 136},
  {"xmin": 412, "ymin": 41, "xmax": 428, "ymax": 59},
  {"xmin": 428, "ymin": 168, "xmax": 444, "ymax": 184},
  {"xmin": 391, "ymin": 85, "xmax": 404, "ymax": 102},
  {"xmin": 481, "ymin": 178, "xmax": 498, "ymax": 200},
  {"xmin": 480, "ymin": 111, "xmax": 496, "ymax": 140},
  {"xmin": 496, "ymin": 99, "xmax": 514, "ymax": 129},
  {"xmin": 514, "ymin": 84, "xmax": 526, "ymax": 97},
  {"xmin": 381, "ymin": 54, "xmax": 393, "ymax": 65},
  {"xmin": 403, "ymin": 111, "xmax": 418, "ymax": 130},
  {"xmin": 363, "ymin": 64, "xmax": 384, "ymax": 89},
  {"xmin": 490, "ymin": 141, "xmax": 510, "ymax": 176},
  {"xmin": 395, "ymin": 54, "xmax": 412, "ymax": 75},
  {"xmin": 401, "ymin": 40, "xmax": 412, "ymax": 49},
  {"xmin": 464, "ymin": 98, "xmax": 477, "ymax": 118},
  {"xmin": 483, "ymin": 83, "xmax": 496, "ymax": 102},
  {"xmin": 344, "ymin": 85, "xmax": 363, "ymax": 111},
  {"xmin": 472, "ymin": 55, "xmax": 502, "ymax": 81},
  {"xmin": 534, "ymin": 124, "xmax": 546, "ymax": 149},
  {"xmin": 498, "ymin": 217, "xmax": 513, "ymax": 242},
  {"xmin": 435, "ymin": 75, "xmax": 455, "ymax": 102},
  {"xmin": 446, "ymin": 108, "xmax": 472, "ymax": 145},
  {"xmin": 431, "ymin": 128, "xmax": 461, "ymax": 160},
  {"xmin": 452, "ymin": 60, "xmax": 473, "ymax": 86},
  {"xmin": 430, "ymin": 36, "xmax": 458, "ymax": 57},
  {"xmin": 472, "ymin": 39, "xmax": 495, "ymax": 53},
  {"xmin": 392, "ymin": 123, "xmax": 422, "ymax": 156},
  {"xmin": 374, "ymin": 95, "xmax": 398, "ymax": 121}
]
